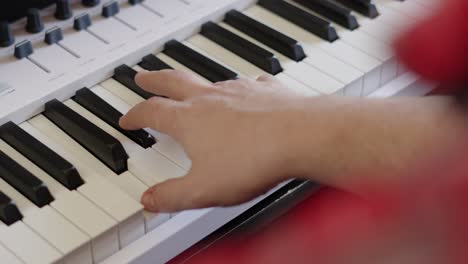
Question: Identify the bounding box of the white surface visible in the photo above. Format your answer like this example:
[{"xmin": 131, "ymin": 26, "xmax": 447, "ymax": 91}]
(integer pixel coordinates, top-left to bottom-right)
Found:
[
  {"xmin": 0, "ymin": 221, "xmax": 62, "ymax": 264},
  {"xmin": 0, "ymin": 243, "xmax": 24, "ymax": 264}
]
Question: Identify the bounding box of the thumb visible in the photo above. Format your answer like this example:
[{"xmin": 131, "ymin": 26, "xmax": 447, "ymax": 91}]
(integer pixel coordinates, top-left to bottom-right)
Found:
[{"xmin": 140, "ymin": 171, "xmax": 213, "ymax": 213}]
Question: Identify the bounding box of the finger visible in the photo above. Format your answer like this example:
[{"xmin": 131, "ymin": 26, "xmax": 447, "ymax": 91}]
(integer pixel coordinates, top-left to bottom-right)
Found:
[
  {"xmin": 119, "ymin": 96, "xmax": 183, "ymax": 135},
  {"xmin": 256, "ymin": 74, "xmax": 276, "ymax": 82},
  {"xmin": 140, "ymin": 172, "xmax": 213, "ymax": 213},
  {"xmin": 135, "ymin": 70, "xmax": 212, "ymax": 100}
]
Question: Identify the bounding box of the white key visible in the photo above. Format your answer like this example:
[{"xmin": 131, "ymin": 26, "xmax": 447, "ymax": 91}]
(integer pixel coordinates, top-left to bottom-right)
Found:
[
  {"xmin": 377, "ymin": 0, "xmax": 430, "ymax": 19},
  {"xmin": 24, "ymin": 206, "xmax": 92, "ymax": 264},
  {"xmin": 92, "ymin": 85, "xmax": 133, "ymax": 113},
  {"xmin": 218, "ymin": 22, "xmax": 345, "ymax": 95},
  {"xmin": 1, "ymin": 124, "xmax": 120, "ymax": 263},
  {"xmin": 64, "ymin": 100, "xmax": 186, "ymax": 185},
  {"xmin": 275, "ymin": 73, "xmax": 323, "ymax": 96},
  {"xmin": 353, "ymin": 13, "xmax": 400, "ymax": 44},
  {"xmin": 101, "ymin": 78, "xmax": 145, "ymax": 106},
  {"xmin": 95, "ymin": 83, "xmax": 192, "ymax": 170},
  {"xmin": 188, "ymin": 35, "xmax": 264, "ymax": 79},
  {"xmin": 0, "ymin": 221, "xmax": 61, "ymax": 264},
  {"xmin": 369, "ymin": 72, "xmax": 436, "ymax": 98},
  {"xmin": 78, "ymin": 177, "xmax": 145, "ymax": 248},
  {"xmin": 147, "ymin": 130, "xmax": 192, "ymax": 171},
  {"xmin": 302, "ymin": 48, "xmax": 363, "ymax": 95},
  {"xmin": 64, "ymin": 100, "xmax": 142, "ymax": 155},
  {"xmin": 25, "ymin": 117, "xmax": 170, "ymax": 232},
  {"xmin": 21, "ymin": 120, "xmax": 143, "ymax": 202},
  {"xmin": 354, "ymin": 15, "xmax": 402, "ymax": 85},
  {"xmin": 0, "ymin": 139, "xmax": 93, "ymax": 264},
  {"xmin": 246, "ymin": 6, "xmax": 381, "ymax": 95},
  {"xmin": 187, "ymin": 35, "xmax": 320, "ymax": 96},
  {"xmin": 128, "ymin": 148, "xmax": 186, "ymax": 186},
  {"xmin": 132, "ymin": 65, "xmax": 147, "ymax": 72},
  {"xmin": 19, "ymin": 110, "xmax": 145, "ymax": 249},
  {"xmin": 0, "ymin": 243, "xmax": 23, "ymax": 264},
  {"xmin": 51, "ymin": 193, "xmax": 118, "ymax": 263},
  {"xmin": 291, "ymin": 1, "xmax": 397, "ymax": 91},
  {"xmin": 340, "ymin": 30, "xmax": 396, "ymax": 90},
  {"xmin": 182, "ymin": 41, "xmax": 241, "ymax": 77},
  {"xmin": 205, "ymin": 18, "xmax": 362, "ymax": 95},
  {"xmin": 375, "ymin": 3, "xmax": 411, "ymax": 28},
  {"xmin": 19, "ymin": 123, "xmax": 123, "ymax": 256}
]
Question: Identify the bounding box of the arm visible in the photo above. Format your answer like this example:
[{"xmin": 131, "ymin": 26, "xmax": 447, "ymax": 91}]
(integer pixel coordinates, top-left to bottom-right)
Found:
[
  {"xmin": 287, "ymin": 95, "xmax": 467, "ymax": 190},
  {"xmin": 119, "ymin": 71, "xmax": 467, "ymax": 212}
]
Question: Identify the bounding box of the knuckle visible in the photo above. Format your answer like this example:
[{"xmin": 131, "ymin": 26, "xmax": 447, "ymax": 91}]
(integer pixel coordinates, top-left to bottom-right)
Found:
[{"xmin": 257, "ymin": 74, "xmax": 270, "ymax": 81}]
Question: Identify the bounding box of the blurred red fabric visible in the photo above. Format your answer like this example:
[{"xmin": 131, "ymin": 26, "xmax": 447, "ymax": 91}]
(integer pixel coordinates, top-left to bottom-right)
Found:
[
  {"xmin": 185, "ymin": 1, "xmax": 468, "ymax": 263},
  {"xmin": 394, "ymin": 0, "xmax": 468, "ymax": 89}
]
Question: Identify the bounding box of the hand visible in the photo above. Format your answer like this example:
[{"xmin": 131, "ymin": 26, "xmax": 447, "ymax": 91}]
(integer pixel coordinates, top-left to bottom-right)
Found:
[{"xmin": 119, "ymin": 70, "xmax": 311, "ymax": 213}]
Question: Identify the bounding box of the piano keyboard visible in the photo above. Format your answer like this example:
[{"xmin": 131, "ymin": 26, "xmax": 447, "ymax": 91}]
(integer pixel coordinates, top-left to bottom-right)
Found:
[{"xmin": 0, "ymin": 0, "xmax": 437, "ymax": 263}]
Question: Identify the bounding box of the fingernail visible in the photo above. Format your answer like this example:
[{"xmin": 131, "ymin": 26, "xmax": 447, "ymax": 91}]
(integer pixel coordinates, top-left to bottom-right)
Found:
[
  {"xmin": 118, "ymin": 116, "xmax": 127, "ymax": 128},
  {"xmin": 135, "ymin": 71, "xmax": 149, "ymax": 84},
  {"xmin": 141, "ymin": 192, "xmax": 156, "ymax": 210}
]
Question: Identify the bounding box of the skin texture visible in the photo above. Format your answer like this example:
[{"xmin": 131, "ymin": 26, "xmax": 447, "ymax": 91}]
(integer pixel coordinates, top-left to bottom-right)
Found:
[{"xmin": 119, "ymin": 70, "xmax": 468, "ymax": 213}]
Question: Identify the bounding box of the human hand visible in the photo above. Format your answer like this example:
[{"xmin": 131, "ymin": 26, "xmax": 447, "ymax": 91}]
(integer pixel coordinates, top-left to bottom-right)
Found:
[{"xmin": 119, "ymin": 70, "xmax": 312, "ymax": 212}]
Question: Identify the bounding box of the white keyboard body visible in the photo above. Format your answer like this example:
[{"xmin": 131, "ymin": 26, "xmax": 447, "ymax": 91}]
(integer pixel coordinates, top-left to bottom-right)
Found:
[{"xmin": 0, "ymin": 0, "xmax": 438, "ymax": 263}]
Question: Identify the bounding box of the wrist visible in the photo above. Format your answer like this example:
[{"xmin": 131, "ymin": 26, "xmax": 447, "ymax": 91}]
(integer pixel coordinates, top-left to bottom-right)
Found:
[{"xmin": 277, "ymin": 95, "xmax": 348, "ymax": 183}]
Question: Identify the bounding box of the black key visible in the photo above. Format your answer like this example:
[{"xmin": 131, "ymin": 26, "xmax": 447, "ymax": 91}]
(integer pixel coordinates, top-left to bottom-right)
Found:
[
  {"xmin": 292, "ymin": 0, "xmax": 359, "ymax": 30},
  {"xmin": 0, "ymin": 191, "xmax": 22, "ymax": 225},
  {"xmin": 44, "ymin": 99, "xmax": 128, "ymax": 174},
  {"xmin": 201, "ymin": 22, "xmax": 283, "ymax": 75},
  {"xmin": 114, "ymin": 65, "xmax": 156, "ymax": 99},
  {"xmin": 138, "ymin": 54, "xmax": 173, "ymax": 71},
  {"xmin": 224, "ymin": 10, "xmax": 306, "ymax": 62},
  {"xmin": 258, "ymin": 0, "xmax": 338, "ymax": 42},
  {"xmin": 0, "ymin": 150, "xmax": 54, "ymax": 207},
  {"xmin": 0, "ymin": 122, "xmax": 84, "ymax": 190},
  {"xmin": 333, "ymin": 0, "xmax": 379, "ymax": 18},
  {"xmin": 73, "ymin": 88, "xmax": 156, "ymax": 149},
  {"xmin": 163, "ymin": 40, "xmax": 238, "ymax": 83},
  {"xmin": 0, "ymin": 123, "xmax": 84, "ymax": 190}
]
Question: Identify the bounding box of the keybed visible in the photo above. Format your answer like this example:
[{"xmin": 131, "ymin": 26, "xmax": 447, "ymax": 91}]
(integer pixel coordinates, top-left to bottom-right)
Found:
[{"xmin": 0, "ymin": 0, "xmax": 437, "ymax": 263}]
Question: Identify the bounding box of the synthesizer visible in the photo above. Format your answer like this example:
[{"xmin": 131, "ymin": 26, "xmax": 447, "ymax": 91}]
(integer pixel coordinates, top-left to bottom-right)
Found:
[{"xmin": 0, "ymin": 0, "xmax": 437, "ymax": 263}]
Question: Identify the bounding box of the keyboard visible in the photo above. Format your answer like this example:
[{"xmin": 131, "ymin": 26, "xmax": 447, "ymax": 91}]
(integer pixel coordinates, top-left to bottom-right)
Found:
[{"xmin": 0, "ymin": 0, "xmax": 438, "ymax": 263}]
